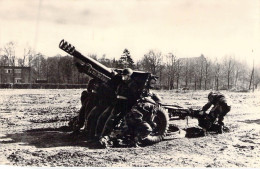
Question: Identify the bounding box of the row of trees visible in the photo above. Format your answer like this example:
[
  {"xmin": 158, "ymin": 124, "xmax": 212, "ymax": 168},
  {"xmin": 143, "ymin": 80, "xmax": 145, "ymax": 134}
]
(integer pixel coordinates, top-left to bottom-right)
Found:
[
  {"xmin": 135, "ymin": 51, "xmax": 259, "ymax": 91},
  {"xmin": 0, "ymin": 41, "xmax": 259, "ymax": 91}
]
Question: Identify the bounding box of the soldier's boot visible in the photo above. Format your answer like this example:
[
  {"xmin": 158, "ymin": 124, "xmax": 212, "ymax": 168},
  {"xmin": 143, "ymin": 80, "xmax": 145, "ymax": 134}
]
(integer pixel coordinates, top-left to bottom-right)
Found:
[
  {"xmin": 127, "ymin": 137, "xmax": 140, "ymax": 148},
  {"xmin": 219, "ymin": 125, "xmax": 223, "ymax": 134},
  {"xmin": 217, "ymin": 120, "xmax": 224, "ymax": 134},
  {"xmin": 202, "ymin": 128, "xmax": 207, "ymax": 136},
  {"xmin": 68, "ymin": 117, "xmax": 76, "ymax": 130},
  {"xmin": 68, "ymin": 116, "xmax": 81, "ymax": 133},
  {"xmin": 98, "ymin": 136, "xmax": 110, "ymax": 148},
  {"xmin": 86, "ymin": 129, "xmax": 99, "ymax": 143},
  {"xmin": 217, "ymin": 124, "xmax": 224, "ymax": 134}
]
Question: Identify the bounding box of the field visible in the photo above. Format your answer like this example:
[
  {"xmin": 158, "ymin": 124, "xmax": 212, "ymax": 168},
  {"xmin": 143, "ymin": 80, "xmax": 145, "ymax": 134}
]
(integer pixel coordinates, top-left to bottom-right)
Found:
[{"xmin": 0, "ymin": 89, "xmax": 259, "ymax": 167}]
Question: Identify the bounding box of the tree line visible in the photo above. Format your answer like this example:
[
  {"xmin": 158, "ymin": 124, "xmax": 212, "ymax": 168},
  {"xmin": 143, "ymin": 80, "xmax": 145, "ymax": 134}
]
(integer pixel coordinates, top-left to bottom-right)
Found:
[{"xmin": 0, "ymin": 41, "xmax": 259, "ymax": 91}]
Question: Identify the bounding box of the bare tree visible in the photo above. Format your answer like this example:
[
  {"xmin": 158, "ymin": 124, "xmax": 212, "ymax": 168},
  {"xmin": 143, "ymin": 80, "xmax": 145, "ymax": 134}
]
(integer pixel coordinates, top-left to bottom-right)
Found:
[
  {"xmin": 248, "ymin": 60, "xmax": 255, "ymax": 91},
  {"xmin": 204, "ymin": 59, "xmax": 211, "ymax": 90},
  {"xmin": 165, "ymin": 53, "xmax": 176, "ymax": 89},
  {"xmin": 3, "ymin": 42, "xmax": 16, "ymax": 84},
  {"xmin": 191, "ymin": 60, "xmax": 199, "ymax": 90},
  {"xmin": 176, "ymin": 60, "xmax": 182, "ymax": 89},
  {"xmin": 88, "ymin": 54, "xmax": 97, "ymax": 60},
  {"xmin": 23, "ymin": 46, "xmax": 33, "ymax": 67},
  {"xmin": 3, "ymin": 42, "xmax": 16, "ymax": 66},
  {"xmin": 46, "ymin": 56, "xmax": 60, "ymax": 83},
  {"xmin": 224, "ymin": 56, "xmax": 235, "ymax": 90},
  {"xmin": 59, "ymin": 56, "xmax": 73, "ymax": 83},
  {"xmin": 213, "ymin": 61, "xmax": 221, "ymax": 91},
  {"xmin": 231, "ymin": 59, "xmax": 248, "ymax": 90},
  {"xmin": 254, "ymin": 67, "xmax": 260, "ymax": 90},
  {"xmin": 180, "ymin": 59, "xmax": 190, "ymax": 88},
  {"xmin": 198, "ymin": 55, "xmax": 206, "ymax": 89},
  {"xmin": 140, "ymin": 50, "xmax": 163, "ymax": 75}
]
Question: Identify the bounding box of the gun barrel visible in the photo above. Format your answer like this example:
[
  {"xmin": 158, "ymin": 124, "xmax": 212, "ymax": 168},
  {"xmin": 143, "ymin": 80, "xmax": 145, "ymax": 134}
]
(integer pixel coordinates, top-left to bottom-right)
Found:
[{"xmin": 59, "ymin": 39, "xmax": 113, "ymax": 78}]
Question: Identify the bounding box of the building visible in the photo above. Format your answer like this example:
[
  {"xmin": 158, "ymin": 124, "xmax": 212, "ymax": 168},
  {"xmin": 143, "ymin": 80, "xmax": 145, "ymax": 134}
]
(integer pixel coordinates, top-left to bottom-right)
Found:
[
  {"xmin": 0, "ymin": 66, "xmax": 31, "ymax": 83},
  {"xmin": 178, "ymin": 55, "xmax": 206, "ymax": 66}
]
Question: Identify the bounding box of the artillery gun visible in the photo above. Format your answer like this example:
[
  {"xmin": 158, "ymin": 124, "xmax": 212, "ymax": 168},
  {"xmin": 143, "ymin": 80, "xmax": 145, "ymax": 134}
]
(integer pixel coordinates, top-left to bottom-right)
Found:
[
  {"xmin": 59, "ymin": 40, "xmax": 221, "ymax": 146},
  {"xmin": 59, "ymin": 40, "xmax": 172, "ymax": 145}
]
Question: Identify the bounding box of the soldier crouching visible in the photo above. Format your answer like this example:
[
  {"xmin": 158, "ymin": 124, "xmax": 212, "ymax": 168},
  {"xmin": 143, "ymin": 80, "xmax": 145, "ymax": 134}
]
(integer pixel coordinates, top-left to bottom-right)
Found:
[
  {"xmin": 198, "ymin": 91, "xmax": 231, "ymax": 134},
  {"xmin": 123, "ymin": 89, "xmax": 162, "ymax": 147},
  {"xmin": 124, "ymin": 107, "xmax": 152, "ymax": 147}
]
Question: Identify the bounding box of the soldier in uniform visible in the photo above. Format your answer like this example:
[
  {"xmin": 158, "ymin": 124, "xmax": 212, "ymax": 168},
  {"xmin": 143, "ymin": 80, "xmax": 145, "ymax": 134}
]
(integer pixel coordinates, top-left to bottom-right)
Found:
[
  {"xmin": 68, "ymin": 79, "xmax": 99, "ymax": 134},
  {"xmin": 85, "ymin": 72, "xmax": 122, "ymax": 141},
  {"xmin": 199, "ymin": 91, "xmax": 231, "ymax": 133},
  {"xmin": 124, "ymin": 78, "xmax": 162, "ymax": 146},
  {"xmin": 97, "ymin": 68, "xmax": 139, "ymax": 145}
]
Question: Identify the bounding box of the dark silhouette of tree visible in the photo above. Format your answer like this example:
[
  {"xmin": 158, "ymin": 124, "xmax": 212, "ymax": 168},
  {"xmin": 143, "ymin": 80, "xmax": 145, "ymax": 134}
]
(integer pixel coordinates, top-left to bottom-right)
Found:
[
  {"xmin": 249, "ymin": 60, "xmax": 255, "ymax": 91},
  {"xmin": 223, "ymin": 56, "xmax": 235, "ymax": 90},
  {"xmin": 140, "ymin": 50, "xmax": 162, "ymax": 75},
  {"xmin": 254, "ymin": 68, "xmax": 260, "ymax": 90},
  {"xmin": 59, "ymin": 55, "xmax": 73, "ymax": 83},
  {"xmin": 98, "ymin": 54, "xmax": 115, "ymax": 67},
  {"xmin": 204, "ymin": 58, "xmax": 211, "ymax": 90},
  {"xmin": 0, "ymin": 55, "xmax": 9, "ymax": 66},
  {"xmin": 31, "ymin": 53, "xmax": 47, "ymax": 81},
  {"xmin": 176, "ymin": 60, "xmax": 181, "ymax": 89},
  {"xmin": 198, "ymin": 55, "xmax": 206, "ymax": 89},
  {"xmin": 119, "ymin": 49, "xmax": 134, "ymax": 69},
  {"xmin": 46, "ymin": 56, "xmax": 60, "ymax": 83},
  {"xmin": 166, "ymin": 53, "xmax": 176, "ymax": 89}
]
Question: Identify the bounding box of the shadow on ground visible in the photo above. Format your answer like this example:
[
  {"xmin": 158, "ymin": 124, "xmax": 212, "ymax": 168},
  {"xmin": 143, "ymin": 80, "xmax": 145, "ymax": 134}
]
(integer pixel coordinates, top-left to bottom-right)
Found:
[
  {"xmin": 239, "ymin": 119, "xmax": 260, "ymax": 125},
  {"xmin": 0, "ymin": 127, "xmax": 99, "ymax": 148},
  {"xmin": 1, "ymin": 125, "xmax": 230, "ymax": 149}
]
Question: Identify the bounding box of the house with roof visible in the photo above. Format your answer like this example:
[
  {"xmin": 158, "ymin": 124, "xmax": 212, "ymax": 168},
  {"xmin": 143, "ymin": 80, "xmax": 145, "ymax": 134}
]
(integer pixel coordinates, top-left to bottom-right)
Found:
[{"xmin": 178, "ymin": 55, "xmax": 206, "ymax": 66}]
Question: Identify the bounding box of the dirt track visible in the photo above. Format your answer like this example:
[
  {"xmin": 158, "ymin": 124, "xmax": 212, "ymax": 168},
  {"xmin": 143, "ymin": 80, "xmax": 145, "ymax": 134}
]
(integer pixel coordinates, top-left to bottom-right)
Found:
[{"xmin": 0, "ymin": 89, "xmax": 259, "ymax": 167}]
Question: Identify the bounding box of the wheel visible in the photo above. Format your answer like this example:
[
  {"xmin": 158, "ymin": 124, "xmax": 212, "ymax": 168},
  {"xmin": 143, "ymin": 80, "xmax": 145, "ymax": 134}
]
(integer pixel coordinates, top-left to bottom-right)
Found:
[{"xmin": 141, "ymin": 106, "xmax": 169, "ymax": 145}]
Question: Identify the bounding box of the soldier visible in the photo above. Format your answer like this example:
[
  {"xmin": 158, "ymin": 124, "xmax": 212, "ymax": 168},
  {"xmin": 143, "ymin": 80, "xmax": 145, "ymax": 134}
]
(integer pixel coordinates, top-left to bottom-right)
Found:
[
  {"xmin": 124, "ymin": 78, "xmax": 162, "ymax": 146},
  {"xmin": 68, "ymin": 79, "xmax": 99, "ymax": 134},
  {"xmin": 199, "ymin": 91, "xmax": 231, "ymax": 133},
  {"xmin": 97, "ymin": 68, "xmax": 139, "ymax": 146},
  {"xmin": 85, "ymin": 72, "xmax": 122, "ymax": 141}
]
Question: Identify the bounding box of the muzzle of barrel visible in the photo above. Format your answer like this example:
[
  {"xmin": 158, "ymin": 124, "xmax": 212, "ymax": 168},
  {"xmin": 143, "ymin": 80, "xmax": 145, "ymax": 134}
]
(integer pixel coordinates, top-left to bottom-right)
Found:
[{"xmin": 59, "ymin": 39, "xmax": 75, "ymax": 55}]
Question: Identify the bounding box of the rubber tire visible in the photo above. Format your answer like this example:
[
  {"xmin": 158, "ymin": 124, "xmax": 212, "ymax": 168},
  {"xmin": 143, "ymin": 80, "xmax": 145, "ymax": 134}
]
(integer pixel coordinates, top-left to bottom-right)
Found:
[{"xmin": 141, "ymin": 106, "xmax": 169, "ymax": 145}]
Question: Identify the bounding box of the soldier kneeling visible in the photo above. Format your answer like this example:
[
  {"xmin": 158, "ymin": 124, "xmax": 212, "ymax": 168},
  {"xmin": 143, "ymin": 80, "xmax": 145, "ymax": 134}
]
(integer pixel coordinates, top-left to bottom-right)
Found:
[
  {"xmin": 198, "ymin": 91, "xmax": 231, "ymax": 134},
  {"xmin": 123, "ymin": 92, "xmax": 161, "ymax": 147}
]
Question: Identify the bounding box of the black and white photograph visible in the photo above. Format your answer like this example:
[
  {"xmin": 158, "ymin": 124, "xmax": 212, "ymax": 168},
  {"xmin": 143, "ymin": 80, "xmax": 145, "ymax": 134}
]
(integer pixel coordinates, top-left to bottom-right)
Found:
[{"xmin": 0, "ymin": 0, "xmax": 259, "ymax": 167}]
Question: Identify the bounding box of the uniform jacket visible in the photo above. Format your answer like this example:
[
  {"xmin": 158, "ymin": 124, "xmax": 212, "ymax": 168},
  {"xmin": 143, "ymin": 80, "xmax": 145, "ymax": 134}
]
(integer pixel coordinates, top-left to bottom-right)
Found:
[{"xmin": 202, "ymin": 92, "xmax": 227, "ymax": 111}]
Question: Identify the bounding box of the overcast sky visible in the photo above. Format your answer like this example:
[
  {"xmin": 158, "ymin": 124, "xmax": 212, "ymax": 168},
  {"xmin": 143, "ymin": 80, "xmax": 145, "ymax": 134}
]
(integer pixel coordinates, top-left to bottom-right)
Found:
[{"xmin": 0, "ymin": 0, "xmax": 259, "ymax": 66}]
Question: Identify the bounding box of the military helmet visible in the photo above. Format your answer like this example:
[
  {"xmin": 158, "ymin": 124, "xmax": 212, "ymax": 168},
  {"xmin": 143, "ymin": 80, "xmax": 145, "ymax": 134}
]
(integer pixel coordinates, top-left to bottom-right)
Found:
[
  {"xmin": 149, "ymin": 79, "xmax": 156, "ymax": 88},
  {"xmin": 87, "ymin": 79, "xmax": 98, "ymax": 91},
  {"xmin": 208, "ymin": 91, "xmax": 213, "ymax": 99},
  {"xmin": 122, "ymin": 68, "xmax": 133, "ymax": 76},
  {"xmin": 208, "ymin": 91, "xmax": 217, "ymax": 101}
]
